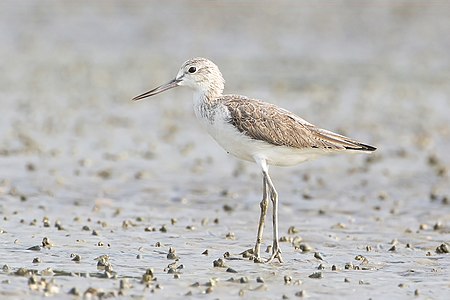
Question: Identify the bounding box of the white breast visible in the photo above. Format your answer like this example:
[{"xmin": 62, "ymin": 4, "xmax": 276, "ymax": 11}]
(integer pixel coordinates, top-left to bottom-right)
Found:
[{"xmin": 192, "ymin": 96, "xmax": 327, "ymax": 167}]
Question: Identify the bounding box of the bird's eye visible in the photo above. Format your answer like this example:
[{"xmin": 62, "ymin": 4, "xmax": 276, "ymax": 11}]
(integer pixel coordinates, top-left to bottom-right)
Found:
[{"xmin": 188, "ymin": 66, "xmax": 197, "ymax": 74}]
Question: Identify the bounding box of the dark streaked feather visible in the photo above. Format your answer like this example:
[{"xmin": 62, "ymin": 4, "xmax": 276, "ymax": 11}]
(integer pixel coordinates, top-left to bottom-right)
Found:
[{"xmin": 224, "ymin": 95, "xmax": 376, "ymax": 152}]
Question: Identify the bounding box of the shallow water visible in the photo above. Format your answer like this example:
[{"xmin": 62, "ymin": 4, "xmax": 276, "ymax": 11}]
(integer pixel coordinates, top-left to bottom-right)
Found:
[{"xmin": 1, "ymin": 1, "xmax": 450, "ymax": 299}]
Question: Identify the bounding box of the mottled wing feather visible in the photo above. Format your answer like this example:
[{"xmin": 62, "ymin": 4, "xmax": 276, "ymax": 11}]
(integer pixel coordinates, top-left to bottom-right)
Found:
[{"xmin": 223, "ymin": 95, "xmax": 375, "ymax": 151}]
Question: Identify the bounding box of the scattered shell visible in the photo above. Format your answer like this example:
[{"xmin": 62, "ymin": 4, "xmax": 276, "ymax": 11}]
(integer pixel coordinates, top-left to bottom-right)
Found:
[
  {"xmin": 167, "ymin": 247, "xmax": 179, "ymax": 260},
  {"xmin": 295, "ymin": 290, "xmax": 306, "ymax": 297},
  {"xmin": 15, "ymin": 268, "xmax": 33, "ymax": 276},
  {"xmin": 256, "ymin": 276, "xmax": 264, "ymax": 283},
  {"xmin": 68, "ymin": 287, "xmax": 80, "ymax": 296},
  {"xmin": 288, "ymin": 226, "xmax": 300, "ymax": 234},
  {"xmin": 292, "ymin": 236, "xmax": 303, "ymax": 248},
  {"xmin": 240, "ymin": 248, "xmax": 254, "ymax": 259},
  {"xmin": 41, "ymin": 267, "xmax": 54, "ymax": 276},
  {"xmin": 239, "ymin": 276, "xmax": 249, "ymax": 284},
  {"xmin": 308, "ymin": 272, "xmax": 323, "ymax": 279},
  {"xmin": 279, "ymin": 236, "xmax": 290, "ymax": 242},
  {"xmin": 314, "ymin": 252, "xmax": 323, "ymax": 260},
  {"xmin": 433, "ymin": 222, "xmax": 443, "ymax": 231},
  {"xmin": 225, "ymin": 232, "xmax": 235, "ymax": 240},
  {"xmin": 202, "ymin": 249, "xmax": 209, "ymax": 255},
  {"xmin": 223, "ymin": 204, "xmax": 234, "ymax": 212},
  {"xmin": 345, "ymin": 262, "xmax": 359, "ymax": 270},
  {"xmin": 95, "ymin": 255, "xmax": 111, "ymax": 271},
  {"xmin": 42, "ymin": 237, "xmax": 53, "ymax": 249},
  {"xmin": 355, "ymin": 255, "xmax": 369, "ymax": 264},
  {"xmin": 142, "ymin": 269, "xmax": 156, "ymax": 284},
  {"xmin": 119, "ymin": 279, "xmax": 131, "ymax": 290},
  {"xmin": 54, "ymin": 220, "xmax": 64, "ymax": 230},
  {"xmin": 213, "ymin": 258, "xmax": 226, "ymax": 268},
  {"xmin": 2, "ymin": 264, "xmax": 11, "ymax": 272},
  {"xmin": 42, "ymin": 216, "xmax": 51, "ymax": 227},
  {"xmin": 296, "ymin": 243, "xmax": 312, "ymax": 252},
  {"xmin": 205, "ymin": 278, "xmax": 218, "ymax": 287},
  {"xmin": 32, "ymin": 257, "xmax": 41, "ymax": 263},
  {"xmin": 71, "ymin": 254, "xmax": 81, "ymax": 262},
  {"xmin": 436, "ymin": 243, "xmax": 449, "ymax": 254},
  {"xmin": 284, "ymin": 275, "xmax": 292, "ymax": 284}
]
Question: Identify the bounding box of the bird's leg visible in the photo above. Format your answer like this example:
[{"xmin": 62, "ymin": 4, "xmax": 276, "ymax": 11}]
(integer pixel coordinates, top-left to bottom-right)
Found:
[
  {"xmin": 253, "ymin": 175, "xmax": 269, "ymax": 263},
  {"xmin": 264, "ymin": 171, "xmax": 284, "ymax": 263}
]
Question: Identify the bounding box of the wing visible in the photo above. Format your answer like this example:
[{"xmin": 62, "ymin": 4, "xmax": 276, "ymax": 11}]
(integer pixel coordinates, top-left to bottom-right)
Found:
[{"xmin": 223, "ymin": 95, "xmax": 375, "ymax": 152}]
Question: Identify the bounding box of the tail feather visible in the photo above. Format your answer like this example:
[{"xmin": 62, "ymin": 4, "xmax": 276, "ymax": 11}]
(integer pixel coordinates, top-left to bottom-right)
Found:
[{"xmin": 316, "ymin": 128, "xmax": 376, "ymax": 152}]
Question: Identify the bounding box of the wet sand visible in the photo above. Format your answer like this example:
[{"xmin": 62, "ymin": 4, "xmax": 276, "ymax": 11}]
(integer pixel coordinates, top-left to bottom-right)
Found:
[{"xmin": 1, "ymin": 1, "xmax": 449, "ymax": 299}]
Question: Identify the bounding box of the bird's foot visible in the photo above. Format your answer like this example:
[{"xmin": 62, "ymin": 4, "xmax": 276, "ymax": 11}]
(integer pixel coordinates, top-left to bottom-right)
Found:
[{"xmin": 266, "ymin": 246, "xmax": 284, "ymax": 264}]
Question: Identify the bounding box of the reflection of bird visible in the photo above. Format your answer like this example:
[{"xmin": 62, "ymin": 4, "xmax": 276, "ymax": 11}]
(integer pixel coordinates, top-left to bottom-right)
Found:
[{"xmin": 132, "ymin": 57, "xmax": 376, "ymax": 263}]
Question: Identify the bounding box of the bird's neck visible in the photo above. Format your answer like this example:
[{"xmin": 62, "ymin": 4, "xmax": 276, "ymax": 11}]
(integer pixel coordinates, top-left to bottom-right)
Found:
[{"xmin": 192, "ymin": 90, "xmax": 222, "ymax": 124}]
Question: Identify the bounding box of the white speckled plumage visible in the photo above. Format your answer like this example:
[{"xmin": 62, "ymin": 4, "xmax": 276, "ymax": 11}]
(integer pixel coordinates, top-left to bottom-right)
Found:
[{"xmin": 132, "ymin": 57, "xmax": 376, "ymax": 263}]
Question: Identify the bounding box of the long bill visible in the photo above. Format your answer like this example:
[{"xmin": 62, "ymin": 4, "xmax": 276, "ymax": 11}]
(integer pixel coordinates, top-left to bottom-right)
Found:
[{"xmin": 131, "ymin": 78, "xmax": 181, "ymax": 101}]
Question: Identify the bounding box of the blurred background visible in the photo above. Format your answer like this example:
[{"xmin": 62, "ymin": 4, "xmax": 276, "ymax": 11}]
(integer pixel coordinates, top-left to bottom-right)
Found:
[{"xmin": 1, "ymin": 0, "xmax": 449, "ymax": 195}]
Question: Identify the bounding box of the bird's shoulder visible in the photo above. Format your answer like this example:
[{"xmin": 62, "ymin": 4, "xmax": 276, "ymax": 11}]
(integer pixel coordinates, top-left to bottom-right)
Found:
[
  {"xmin": 216, "ymin": 94, "xmax": 373, "ymax": 151},
  {"xmin": 217, "ymin": 94, "xmax": 320, "ymax": 148}
]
